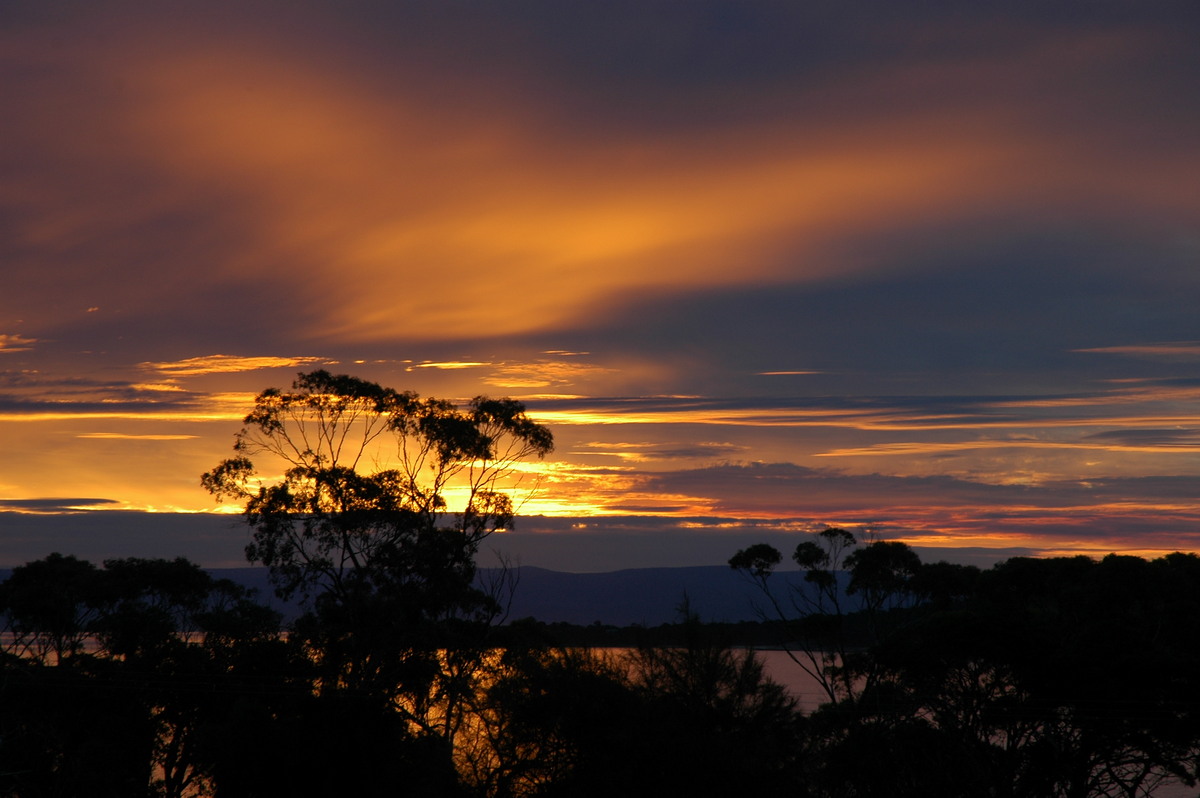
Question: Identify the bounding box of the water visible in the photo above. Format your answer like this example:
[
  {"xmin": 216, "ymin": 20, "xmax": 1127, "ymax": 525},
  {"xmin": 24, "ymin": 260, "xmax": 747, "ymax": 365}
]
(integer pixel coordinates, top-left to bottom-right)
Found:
[{"xmin": 755, "ymin": 648, "xmax": 837, "ymax": 711}]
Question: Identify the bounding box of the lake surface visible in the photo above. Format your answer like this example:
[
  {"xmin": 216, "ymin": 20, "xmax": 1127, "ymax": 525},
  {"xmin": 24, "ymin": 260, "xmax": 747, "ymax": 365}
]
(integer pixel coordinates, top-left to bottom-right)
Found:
[{"xmin": 751, "ymin": 648, "xmax": 834, "ymax": 711}]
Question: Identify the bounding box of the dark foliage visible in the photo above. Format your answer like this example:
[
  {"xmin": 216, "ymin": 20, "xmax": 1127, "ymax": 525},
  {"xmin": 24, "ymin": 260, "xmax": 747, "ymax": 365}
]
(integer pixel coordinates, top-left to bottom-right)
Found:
[
  {"xmin": 732, "ymin": 530, "xmax": 1200, "ymax": 797},
  {"xmin": 3, "ymin": 510, "xmax": 1199, "ymax": 796}
]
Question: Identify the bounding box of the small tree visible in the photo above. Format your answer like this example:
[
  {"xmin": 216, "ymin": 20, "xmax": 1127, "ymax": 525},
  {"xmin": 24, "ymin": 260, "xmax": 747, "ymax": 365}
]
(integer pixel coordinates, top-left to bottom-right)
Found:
[
  {"xmin": 730, "ymin": 527, "xmax": 921, "ymax": 706},
  {"xmin": 0, "ymin": 554, "xmax": 285, "ymax": 798},
  {"xmin": 622, "ymin": 600, "xmax": 802, "ymax": 796},
  {"xmin": 0, "ymin": 552, "xmax": 104, "ymax": 664},
  {"xmin": 731, "ymin": 527, "xmax": 855, "ymax": 704}
]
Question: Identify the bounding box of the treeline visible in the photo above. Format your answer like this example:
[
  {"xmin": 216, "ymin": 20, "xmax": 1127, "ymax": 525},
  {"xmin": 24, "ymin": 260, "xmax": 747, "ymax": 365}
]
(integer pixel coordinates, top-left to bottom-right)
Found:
[
  {"xmin": 0, "ymin": 550, "xmax": 797, "ymax": 797},
  {"xmin": 4, "ymin": 539, "xmax": 1200, "ymax": 797},
  {"xmin": 729, "ymin": 528, "xmax": 1200, "ymax": 797}
]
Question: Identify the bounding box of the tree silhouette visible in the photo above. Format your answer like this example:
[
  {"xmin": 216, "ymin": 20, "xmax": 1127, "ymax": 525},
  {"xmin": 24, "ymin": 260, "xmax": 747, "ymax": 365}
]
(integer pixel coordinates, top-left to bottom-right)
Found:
[
  {"xmin": 731, "ymin": 527, "xmax": 921, "ymax": 706},
  {"xmin": 0, "ymin": 554, "xmax": 285, "ymax": 798},
  {"xmin": 201, "ymin": 370, "xmax": 554, "ymax": 767},
  {"xmin": 202, "ymin": 370, "xmax": 552, "ymax": 607},
  {"xmin": 0, "ymin": 552, "xmax": 104, "ymax": 664},
  {"xmin": 620, "ymin": 600, "xmax": 803, "ymax": 796}
]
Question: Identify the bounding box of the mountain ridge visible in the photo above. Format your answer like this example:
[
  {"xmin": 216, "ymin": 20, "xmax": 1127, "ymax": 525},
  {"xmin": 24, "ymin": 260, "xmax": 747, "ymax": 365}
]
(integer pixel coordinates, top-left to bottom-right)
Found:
[{"xmin": 0, "ymin": 564, "xmax": 807, "ymax": 627}]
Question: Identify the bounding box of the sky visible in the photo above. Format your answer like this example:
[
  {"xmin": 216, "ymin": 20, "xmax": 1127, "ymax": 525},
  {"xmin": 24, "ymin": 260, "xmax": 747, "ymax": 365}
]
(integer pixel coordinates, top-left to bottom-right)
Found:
[{"xmin": 2, "ymin": 1, "xmax": 1199, "ymax": 570}]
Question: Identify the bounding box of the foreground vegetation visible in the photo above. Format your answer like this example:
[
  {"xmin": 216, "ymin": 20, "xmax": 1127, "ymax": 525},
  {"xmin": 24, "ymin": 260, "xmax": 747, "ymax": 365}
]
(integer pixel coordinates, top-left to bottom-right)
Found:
[
  {"xmin": 3, "ymin": 545, "xmax": 1200, "ymax": 797},
  {"xmin": 3, "ymin": 373, "xmax": 1197, "ymax": 796}
]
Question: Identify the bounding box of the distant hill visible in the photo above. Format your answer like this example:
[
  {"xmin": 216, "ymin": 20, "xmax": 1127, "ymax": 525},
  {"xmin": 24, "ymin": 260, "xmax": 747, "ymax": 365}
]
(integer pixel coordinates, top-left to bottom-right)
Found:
[
  {"xmin": 1, "ymin": 564, "xmax": 819, "ymax": 627},
  {"xmin": 206, "ymin": 565, "xmax": 779, "ymax": 626},
  {"xmin": 490, "ymin": 565, "xmax": 775, "ymax": 626}
]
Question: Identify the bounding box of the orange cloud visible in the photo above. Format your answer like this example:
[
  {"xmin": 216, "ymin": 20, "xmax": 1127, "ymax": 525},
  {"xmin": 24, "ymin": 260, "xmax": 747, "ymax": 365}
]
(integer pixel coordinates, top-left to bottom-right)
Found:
[
  {"xmin": 140, "ymin": 355, "xmax": 331, "ymax": 377},
  {"xmin": 1075, "ymin": 342, "xmax": 1200, "ymax": 360},
  {"xmin": 484, "ymin": 360, "xmax": 620, "ymax": 389},
  {"xmin": 409, "ymin": 361, "xmax": 494, "ymax": 371},
  {"xmin": 0, "ymin": 334, "xmax": 37, "ymax": 353},
  {"xmin": 12, "ymin": 22, "xmax": 1173, "ymax": 345},
  {"xmin": 758, "ymin": 371, "xmax": 821, "ymax": 376},
  {"xmin": 402, "ymin": 357, "xmax": 620, "ymax": 389},
  {"xmin": 75, "ymin": 433, "xmax": 199, "ymax": 441},
  {"xmin": 1, "ymin": 10, "xmax": 1193, "ymax": 355}
]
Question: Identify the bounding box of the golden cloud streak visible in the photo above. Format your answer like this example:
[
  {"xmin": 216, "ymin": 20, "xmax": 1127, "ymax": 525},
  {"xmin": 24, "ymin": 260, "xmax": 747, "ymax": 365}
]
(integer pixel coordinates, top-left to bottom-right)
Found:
[
  {"xmin": 0, "ymin": 334, "xmax": 37, "ymax": 353},
  {"xmin": 129, "ymin": 383, "xmax": 186, "ymax": 393},
  {"xmin": 140, "ymin": 354, "xmax": 329, "ymax": 376},
  {"xmin": 485, "ymin": 361, "xmax": 619, "ymax": 389},
  {"xmin": 533, "ymin": 407, "xmax": 893, "ymax": 427},
  {"xmin": 475, "ymin": 460, "xmax": 704, "ymax": 517},
  {"xmin": 75, "ymin": 433, "xmax": 199, "ymax": 441},
  {"xmin": 400, "ymin": 357, "xmax": 619, "ymax": 389},
  {"xmin": 409, "ymin": 362, "xmax": 493, "ymax": 371}
]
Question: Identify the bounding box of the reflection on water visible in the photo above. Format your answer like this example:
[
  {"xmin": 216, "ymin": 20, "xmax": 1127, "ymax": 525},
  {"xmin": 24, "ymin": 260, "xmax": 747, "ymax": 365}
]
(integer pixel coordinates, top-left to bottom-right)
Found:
[
  {"xmin": 590, "ymin": 646, "xmax": 832, "ymax": 713},
  {"xmin": 753, "ymin": 648, "xmax": 834, "ymax": 712}
]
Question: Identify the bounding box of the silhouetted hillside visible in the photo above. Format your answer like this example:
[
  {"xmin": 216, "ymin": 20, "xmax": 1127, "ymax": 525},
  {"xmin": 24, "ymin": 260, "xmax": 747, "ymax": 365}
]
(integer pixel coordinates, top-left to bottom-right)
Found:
[
  {"xmin": 1, "ymin": 564, "xmax": 830, "ymax": 626},
  {"xmin": 491, "ymin": 565, "xmax": 779, "ymax": 625},
  {"xmin": 196, "ymin": 565, "xmax": 778, "ymax": 625}
]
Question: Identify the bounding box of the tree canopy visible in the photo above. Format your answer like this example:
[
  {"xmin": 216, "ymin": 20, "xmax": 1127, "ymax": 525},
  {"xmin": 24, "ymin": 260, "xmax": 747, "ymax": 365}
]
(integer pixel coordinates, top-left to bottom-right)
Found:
[{"xmin": 201, "ymin": 370, "xmax": 553, "ymax": 608}]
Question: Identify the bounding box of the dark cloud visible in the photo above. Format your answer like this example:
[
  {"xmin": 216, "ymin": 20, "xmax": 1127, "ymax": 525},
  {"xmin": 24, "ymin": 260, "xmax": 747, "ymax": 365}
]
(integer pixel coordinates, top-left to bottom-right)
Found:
[
  {"xmin": 1084, "ymin": 429, "xmax": 1200, "ymax": 448},
  {"xmin": 539, "ymin": 226, "xmax": 1200, "ymax": 395},
  {"xmin": 637, "ymin": 462, "xmax": 1017, "ymax": 510},
  {"xmin": 0, "ymin": 510, "xmax": 250, "ymax": 568},
  {"xmin": 331, "ymin": 0, "xmax": 1200, "ymax": 133},
  {"xmin": 1072, "ymin": 475, "xmax": 1200, "ymax": 501},
  {"xmin": 0, "ymin": 498, "xmax": 119, "ymax": 513},
  {"xmin": 0, "ymin": 371, "xmax": 96, "ymax": 389},
  {"xmin": 630, "ymin": 462, "xmax": 1200, "ymax": 547},
  {"xmin": 528, "ymin": 387, "xmax": 1187, "ymax": 432},
  {"xmin": 0, "ymin": 385, "xmax": 199, "ymax": 414},
  {"xmin": 0, "ymin": 509, "xmax": 1035, "ymax": 571}
]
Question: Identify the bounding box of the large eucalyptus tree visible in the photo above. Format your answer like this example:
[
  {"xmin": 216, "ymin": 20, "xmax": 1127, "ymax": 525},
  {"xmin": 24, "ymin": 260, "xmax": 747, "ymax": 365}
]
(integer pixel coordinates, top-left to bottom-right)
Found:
[
  {"xmin": 203, "ymin": 370, "xmax": 552, "ymax": 609},
  {"xmin": 202, "ymin": 370, "xmax": 554, "ymax": 740}
]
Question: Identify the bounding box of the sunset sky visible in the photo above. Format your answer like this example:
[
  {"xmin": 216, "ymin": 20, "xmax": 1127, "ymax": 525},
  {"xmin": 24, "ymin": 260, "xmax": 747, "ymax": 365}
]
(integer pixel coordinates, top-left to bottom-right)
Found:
[{"xmin": 3, "ymin": 1, "xmax": 1199, "ymax": 570}]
